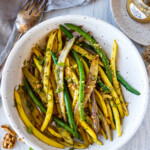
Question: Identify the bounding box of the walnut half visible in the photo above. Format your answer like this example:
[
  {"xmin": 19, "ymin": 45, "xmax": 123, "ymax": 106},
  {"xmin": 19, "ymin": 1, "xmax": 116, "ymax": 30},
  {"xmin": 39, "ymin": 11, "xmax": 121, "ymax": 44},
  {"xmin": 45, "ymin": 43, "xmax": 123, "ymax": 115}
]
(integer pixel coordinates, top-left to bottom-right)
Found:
[
  {"xmin": 1, "ymin": 125, "xmax": 17, "ymax": 137},
  {"xmin": 1, "ymin": 124, "xmax": 25, "ymax": 149},
  {"xmin": 2, "ymin": 133, "xmax": 16, "ymax": 149}
]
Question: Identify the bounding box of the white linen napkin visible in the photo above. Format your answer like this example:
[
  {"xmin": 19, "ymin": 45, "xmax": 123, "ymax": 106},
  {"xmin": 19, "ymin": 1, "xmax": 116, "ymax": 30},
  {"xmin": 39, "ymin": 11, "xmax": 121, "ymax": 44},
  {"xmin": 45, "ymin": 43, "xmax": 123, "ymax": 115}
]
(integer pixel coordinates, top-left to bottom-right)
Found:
[
  {"xmin": 0, "ymin": 0, "xmax": 91, "ymax": 104},
  {"xmin": 0, "ymin": 0, "xmax": 91, "ymax": 56}
]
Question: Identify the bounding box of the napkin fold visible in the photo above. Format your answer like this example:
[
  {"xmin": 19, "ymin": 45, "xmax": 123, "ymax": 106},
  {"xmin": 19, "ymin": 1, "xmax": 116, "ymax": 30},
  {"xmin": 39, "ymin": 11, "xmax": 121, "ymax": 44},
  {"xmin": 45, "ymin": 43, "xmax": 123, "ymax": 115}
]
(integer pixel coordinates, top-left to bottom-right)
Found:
[
  {"xmin": 46, "ymin": 0, "xmax": 90, "ymax": 12},
  {"xmin": 0, "ymin": 0, "xmax": 91, "ymax": 56}
]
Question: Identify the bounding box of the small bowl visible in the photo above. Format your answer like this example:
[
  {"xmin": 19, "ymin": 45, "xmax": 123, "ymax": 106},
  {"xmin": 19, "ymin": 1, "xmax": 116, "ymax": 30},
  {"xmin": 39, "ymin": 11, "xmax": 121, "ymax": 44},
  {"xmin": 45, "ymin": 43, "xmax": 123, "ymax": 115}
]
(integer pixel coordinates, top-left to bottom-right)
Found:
[{"xmin": 1, "ymin": 15, "xmax": 149, "ymax": 150}]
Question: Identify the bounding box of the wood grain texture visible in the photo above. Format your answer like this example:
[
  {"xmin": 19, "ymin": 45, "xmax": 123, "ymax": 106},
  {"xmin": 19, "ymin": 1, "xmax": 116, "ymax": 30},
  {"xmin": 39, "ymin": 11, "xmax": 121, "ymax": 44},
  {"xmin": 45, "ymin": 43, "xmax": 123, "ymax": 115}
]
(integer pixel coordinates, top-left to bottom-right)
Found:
[{"xmin": 0, "ymin": 0, "xmax": 149, "ymax": 150}]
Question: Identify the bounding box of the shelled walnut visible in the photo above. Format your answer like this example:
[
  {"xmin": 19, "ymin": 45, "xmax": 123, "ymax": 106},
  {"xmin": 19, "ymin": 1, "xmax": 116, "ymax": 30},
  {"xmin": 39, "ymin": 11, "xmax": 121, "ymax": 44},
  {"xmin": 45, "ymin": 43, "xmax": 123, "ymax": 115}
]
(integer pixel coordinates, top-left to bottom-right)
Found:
[
  {"xmin": 2, "ymin": 133, "xmax": 16, "ymax": 149},
  {"xmin": 1, "ymin": 125, "xmax": 17, "ymax": 136},
  {"xmin": 1, "ymin": 124, "xmax": 25, "ymax": 149}
]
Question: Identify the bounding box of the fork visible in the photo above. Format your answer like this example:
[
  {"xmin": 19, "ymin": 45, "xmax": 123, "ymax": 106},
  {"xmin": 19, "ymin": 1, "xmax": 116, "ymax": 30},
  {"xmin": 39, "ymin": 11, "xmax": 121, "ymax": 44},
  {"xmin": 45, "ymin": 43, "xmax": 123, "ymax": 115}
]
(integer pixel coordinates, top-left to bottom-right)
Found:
[{"xmin": 0, "ymin": 0, "xmax": 47, "ymax": 77}]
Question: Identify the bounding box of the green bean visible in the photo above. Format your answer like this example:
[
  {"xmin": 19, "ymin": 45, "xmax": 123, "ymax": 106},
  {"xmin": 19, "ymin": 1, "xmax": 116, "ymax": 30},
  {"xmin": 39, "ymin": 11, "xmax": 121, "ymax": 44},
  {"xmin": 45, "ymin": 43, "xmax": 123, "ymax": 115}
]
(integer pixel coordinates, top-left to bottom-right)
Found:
[
  {"xmin": 82, "ymin": 56, "xmax": 90, "ymax": 68},
  {"xmin": 53, "ymin": 116, "xmax": 81, "ymax": 140},
  {"xmin": 22, "ymin": 66, "xmax": 48, "ymax": 104},
  {"xmin": 60, "ymin": 25, "xmax": 73, "ymax": 39},
  {"xmin": 81, "ymin": 41, "xmax": 95, "ymax": 51},
  {"xmin": 24, "ymin": 78, "xmax": 47, "ymax": 114},
  {"xmin": 24, "ymin": 78, "xmax": 81, "ymax": 139},
  {"xmin": 59, "ymin": 25, "xmax": 87, "ymax": 121},
  {"xmin": 53, "ymin": 116, "xmax": 82, "ymax": 140},
  {"xmin": 116, "ymin": 72, "xmax": 140, "ymax": 95},
  {"xmin": 72, "ymin": 50, "xmax": 85, "ymax": 121},
  {"xmin": 59, "ymin": 25, "xmax": 93, "ymax": 58},
  {"xmin": 64, "ymin": 83, "xmax": 73, "ymax": 129},
  {"xmin": 64, "ymin": 83, "xmax": 81, "ymax": 139},
  {"xmin": 50, "ymin": 51, "xmax": 58, "ymax": 65},
  {"xmin": 81, "ymin": 35, "xmax": 138, "ymax": 96},
  {"xmin": 65, "ymin": 23, "xmax": 112, "ymax": 83},
  {"xmin": 53, "ymin": 116, "xmax": 73, "ymax": 133},
  {"xmin": 97, "ymin": 80, "xmax": 110, "ymax": 94},
  {"xmin": 51, "ymin": 51, "xmax": 80, "ymax": 139},
  {"xmin": 60, "ymin": 26, "xmax": 85, "ymax": 121}
]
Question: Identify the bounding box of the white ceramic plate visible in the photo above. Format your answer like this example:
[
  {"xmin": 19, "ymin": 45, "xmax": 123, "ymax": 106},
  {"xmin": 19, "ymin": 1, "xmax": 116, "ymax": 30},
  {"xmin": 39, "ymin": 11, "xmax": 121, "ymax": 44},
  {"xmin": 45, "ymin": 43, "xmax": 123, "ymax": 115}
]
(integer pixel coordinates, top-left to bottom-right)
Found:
[
  {"xmin": 111, "ymin": 0, "xmax": 150, "ymax": 46},
  {"xmin": 1, "ymin": 15, "xmax": 149, "ymax": 150}
]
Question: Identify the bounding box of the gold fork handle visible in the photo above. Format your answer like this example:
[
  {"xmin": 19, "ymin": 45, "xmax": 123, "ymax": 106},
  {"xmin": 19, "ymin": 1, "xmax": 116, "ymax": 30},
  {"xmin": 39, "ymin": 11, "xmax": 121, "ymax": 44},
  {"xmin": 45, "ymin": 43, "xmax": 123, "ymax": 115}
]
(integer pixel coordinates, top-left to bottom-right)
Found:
[{"xmin": 0, "ymin": 25, "xmax": 22, "ymax": 79}]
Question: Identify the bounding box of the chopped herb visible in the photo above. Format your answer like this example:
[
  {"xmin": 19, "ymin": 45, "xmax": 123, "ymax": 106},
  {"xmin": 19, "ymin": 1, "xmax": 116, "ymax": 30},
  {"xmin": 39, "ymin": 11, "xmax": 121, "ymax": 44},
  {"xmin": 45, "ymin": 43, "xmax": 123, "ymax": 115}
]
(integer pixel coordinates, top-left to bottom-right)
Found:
[
  {"xmin": 35, "ymin": 80, "xmax": 41, "ymax": 84},
  {"xmin": 29, "ymin": 147, "xmax": 34, "ymax": 150},
  {"xmin": 47, "ymin": 51, "xmax": 51, "ymax": 55},
  {"xmin": 43, "ymin": 89, "xmax": 47, "ymax": 94},
  {"xmin": 65, "ymin": 77, "xmax": 72, "ymax": 84},
  {"xmin": 71, "ymin": 64, "xmax": 77, "ymax": 69},
  {"xmin": 55, "ymin": 87, "xmax": 64, "ymax": 93},
  {"xmin": 81, "ymin": 52, "xmax": 88, "ymax": 57},
  {"xmin": 78, "ymin": 43, "xmax": 82, "ymax": 46},
  {"xmin": 45, "ymin": 48, "xmax": 50, "ymax": 52},
  {"xmin": 45, "ymin": 84, "xmax": 49, "ymax": 89},
  {"xmin": 27, "ymin": 60, "xmax": 30, "ymax": 63},
  {"xmin": 113, "ymin": 103, "xmax": 120, "ymax": 108},
  {"xmin": 17, "ymin": 84, "xmax": 22, "ymax": 91},
  {"xmin": 89, "ymin": 99, "xmax": 92, "ymax": 103},
  {"xmin": 93, "ymin": 125, "xmax": 96, "ymax": 129},
  {"xmin": 65, "ymin": 76, "xmax": 70, "ymax": 80},
  {"xmin": 105, "ymin": 98, "xmax": 111, "ymax": 104},
  {"xmin": 34, "ymin": 88, "xmax": 41, "ymax": 93},
  {"xmin": 28, "ymin": 126, "xmax": 33, "ymax": 134},
  {"xmin": 71, "ymin": 66, "xmax": 75, "ymax": 71},
  {"xmin": 91, "ymin": 75, "xmax": 96, "ymax": 81},
  {"xmin": 56, "ymin": 68, "xmax": 60, "ymax": 80},
  {"xmin": 45, "ymin": 75, "xmax": 49, "ymax": 79},
  {"xmin": 57, "ymin": 62, "xmax": 66, "ymax": 67},
  {"xmin": 86, "ymin": 110, "xmax": 89, "ymax": 115},
  {"xmin": 44, "ymin": 57, "xmax": 46, "ymax": 66},
  {"xmin": 97, "ymin": 80, "xmax": 110, "ymax": 94},
  {"xmin": 107, "ymin": 86, "xmax": 114, "ymax": 91},
  {"xmin": 85, "ymin": 118, "xmax": 91, "ymax": 125},
  {"xmin": 35, "ymin": 82, "xmax": 42, "ymax": 89},
  {"xmin": 27, "ymin": 101, "xmax": 34, "ymax": 112},
  {"xmin": 31, "ymin": 63, "xmax": 35, "ymax": 68},
  {"xmin": 35, "ymin": 56, "xmax": 43, "ymax": 65},
  {"xmin": 23, "ymin": 59, "xmax": 27, "ymax": 65},
  {"xmin": 98, "ymin": 114, "xmax": 102, "ymax": 120},
  {"xmin": 48, "ymin": 93, "xmax": 52, "ymax": 99}
]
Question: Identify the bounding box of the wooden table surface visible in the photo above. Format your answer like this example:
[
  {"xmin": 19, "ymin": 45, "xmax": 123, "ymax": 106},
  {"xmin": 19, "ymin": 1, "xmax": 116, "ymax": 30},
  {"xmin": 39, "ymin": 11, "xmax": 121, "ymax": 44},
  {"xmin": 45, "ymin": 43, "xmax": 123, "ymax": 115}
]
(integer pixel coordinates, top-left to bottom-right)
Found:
[{"xmin": 0, "ymin": 0, "xmax": 149, "ymax": 150}]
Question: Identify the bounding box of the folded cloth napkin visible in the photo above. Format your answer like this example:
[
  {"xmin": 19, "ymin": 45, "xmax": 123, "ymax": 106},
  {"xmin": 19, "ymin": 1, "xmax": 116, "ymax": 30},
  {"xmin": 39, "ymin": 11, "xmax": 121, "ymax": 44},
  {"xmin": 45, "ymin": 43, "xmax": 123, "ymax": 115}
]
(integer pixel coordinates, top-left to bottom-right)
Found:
[{"xmin": 0, "ymin": 0, "xmax": 91, "ymax": 57}]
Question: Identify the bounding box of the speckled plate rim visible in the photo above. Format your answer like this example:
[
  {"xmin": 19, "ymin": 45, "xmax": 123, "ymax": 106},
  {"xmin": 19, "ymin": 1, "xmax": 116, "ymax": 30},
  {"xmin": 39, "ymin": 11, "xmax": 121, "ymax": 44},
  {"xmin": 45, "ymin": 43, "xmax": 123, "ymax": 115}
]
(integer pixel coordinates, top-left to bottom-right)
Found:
[
  {"xmin": 1, "ymin": 15, "xmax": 149, "ymax": 150},
  {"xmin": 110, "ymin": 0, "xmax": 150, "ymax": 46}
]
